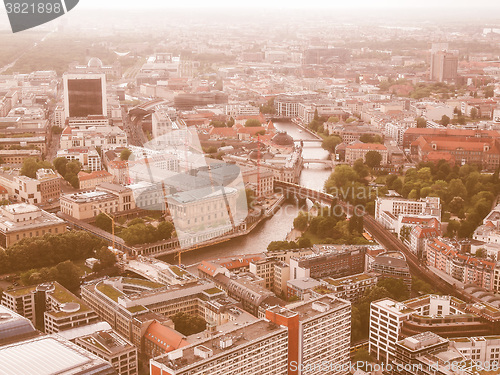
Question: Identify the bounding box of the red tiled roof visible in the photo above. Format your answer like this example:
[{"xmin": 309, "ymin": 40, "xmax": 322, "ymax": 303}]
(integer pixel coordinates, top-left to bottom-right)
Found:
[
  {"xmin": 78, "ymin": 170, "xmax": 112, "ymax": 181},
  {"xmin": 219, "ymin": 256, "xmax": 263, "ymax": 270},
  {"xmin": 209, "ymin": 127, "xmax": 237, "ymax": 137},
  {"xmin": 346, "ymin": 143, "xmax": 387, "ymax": 151},
  {"xmin": 108, "ymin": 160, "xmax": 129, "ymax": 169},
  {"xmin": 0, "ymin": 185, "xmax": 8, "ymax": 194},
  {"xmin": 198, "ymin": 260, "xmax": 219, "ymax": 277},
  {"xmin": 144, "ymin": 322, "xmax": 188, "ymax": 353}
]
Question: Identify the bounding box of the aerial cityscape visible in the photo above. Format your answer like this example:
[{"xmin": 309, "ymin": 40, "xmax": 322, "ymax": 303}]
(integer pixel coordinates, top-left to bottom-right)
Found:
[{"xmin": 0, "ymin": 1, "xmax": 500, "ymax": 374}]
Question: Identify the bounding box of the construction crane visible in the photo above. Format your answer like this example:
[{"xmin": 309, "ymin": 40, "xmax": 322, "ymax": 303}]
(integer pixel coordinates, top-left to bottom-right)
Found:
[{"xmin": 97, "ymin": 207, "xmax": 116, "ymax": 251}]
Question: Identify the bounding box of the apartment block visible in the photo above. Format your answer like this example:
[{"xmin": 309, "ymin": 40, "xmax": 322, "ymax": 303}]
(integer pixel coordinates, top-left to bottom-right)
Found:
[
  {"xmin": 75, "ymin": 329, "xmax": 138, "ymax": 375},
  {"xmin": 150, "ymin": 295, "xmax": 351, "ymax": 375},
  {"xmin": 1, "ymin": 282, "xmax": 98, "ymax": 334}
]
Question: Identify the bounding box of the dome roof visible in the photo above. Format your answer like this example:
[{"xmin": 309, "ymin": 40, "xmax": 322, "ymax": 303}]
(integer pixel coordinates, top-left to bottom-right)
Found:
[
  {"xmin": 271, "ymin": 131, "xmax": 294, "ymax": 146},
  {"xmin": 87, "ymin": 57, "xmax": 103, "ymax": 68}
]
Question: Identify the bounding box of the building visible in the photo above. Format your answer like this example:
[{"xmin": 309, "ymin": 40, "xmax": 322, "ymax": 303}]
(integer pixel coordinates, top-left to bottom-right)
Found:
[
  {"xmin": 240, "ymin": 165, "xmax": 274, "ymax": 197},
  {"xmin": 289, "ymin": 245, "xmax": 366, "ymax": 280},
  {"xmin": 143, "ymin": 321, "xmax": 188, "ymax": 359},
  {"xmin": 0, "ymin": 304, "xmax": 38, "ymax": 346},
  {"xmin": 249, "ymin": 258, "xmax": 278, "ymax": 290},
  {"xmin": 150, "ymin": 295, "xmax": 351, "ymax": 375},
  {"xmin": 75, "ymin": 329, "xmax": 138, "ymax": 375},
  {"xmin": 63, "ymin": 73, "xmax": 107, "ymax": 118},
  {"xmin": 370, "ymin": 294, "xmax": 500, "ymax": 365},
  {"xmin": 60, "ymin": 183, "xmax": 136, "ymax": 221},
  {"xmin": 369, "ymin": 298, "xmax": 416, "ymax": 364},
  {"xmin": 1, "ymin": 282, "xmax": 98, "ymax": 334},
  {"xmin": 369, "ymin": 251, "xmax": 412, "ymax": 289},
  {"xmin": 426, "ymin": 237, "xmax": 496, "ymax": 291},
  {"xmin": 430, "ymin": 50, "xmax": 458, "ymax": 82},
  {"xmin": 409, "ymin": 225, "xmax": 440, "ymax": 259},
  {"xmin": 402, "ymin": 128, "xmax": 500, "ymax": 150},
  {"xmin": 59, "ymin": 126, "xmax": 127, "ymax": 154},
  {"xmin": 286, "ymin": 277, "xmax": 322, "ymax": 300},
  {"xmin": 166, "ymin": 186, "xmax": 244, "ymax": 247},
  {"xmin": 375, "ymin": 196, "xmax": 442, "ymax": 224},
  {"xmin": 474, "ymin": 203, "xmax": 500, "ymax": 245},
  {"xmin": 80, "ymin": 276, "xmax": 248, "ymax": 348},
  {"xmin": 0, "ymin": 203, "xmax": 66, "ymax": 248},
  {"xmin": 57, "ymin": 147, "xmax": 103, "ymax": 172},
  {"xmin": 0, "ymin": 149, "xmax": 41, "ymax": 164},
  {"xmin": 36, "ymin": 169, "xmax": 61, "ymax": 204},
  {"xmin": 320, "ymin": 272, "xmax": 379, "ymax": 303},
  {"xmin": 0, "ymin": 335, "xmax": 116, "ymax": 375},
  {"xmin": 411, "ymin": 135, "xmax": 500, "ymax": 170},
  {"xmin": 392, "ymin": 332, "xmax": 451, "ymax": 375},
  {"xmin": 78, "ymin": 170, "xmax": 114, "ymax": 190},
  {"xmin": 344, "ymin": 143, "xmax": 388, "ymax": 165}
]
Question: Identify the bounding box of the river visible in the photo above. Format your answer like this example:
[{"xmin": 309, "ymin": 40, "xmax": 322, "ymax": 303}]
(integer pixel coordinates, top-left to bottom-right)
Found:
[{"xmin": 161, "ymin": 121, "xmax": 332, "ymax": 265}]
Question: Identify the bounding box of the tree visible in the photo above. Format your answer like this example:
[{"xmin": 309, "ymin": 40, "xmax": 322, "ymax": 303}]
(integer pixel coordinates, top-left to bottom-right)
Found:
[
  {"xmin": 244, "ymin": 119, "xmax": 261, "ymax": 127},
  {"xmin": 440, "ymin": 115, "xmax": 450, "ymax": 126},
  {"xmin": 94, "ymin": 213, "xmax": 113, "ymax": 232},
  {"xmin": 55, "ymin": 261, "xmax": 81, "ymax": 291},
  {"xmin": 365, "ymin": 151, "xmax": 382, "ymax": 168},
  {"xmin": 449, "ymin": 196, "xmax": 465, "ymax": 216},
  {"xmin": 293, "ymin": 212, "xmax": 309, "ymax": 231},
  {"xmin": 321, "ymin": 135, "xmax": 342, "ymax": 153},
  {"xmin": 359, "ymin": 134, "xmax": 383, "ymax": 144},
  {"xmin": 120, "ymin": 148, "xmax": 132, "ymax": 161},
  {"xmin": 327, "ymin": 116, "xmax": 339, "ymax": 123},
  {"xmin": 20, "ymin": 157, "xmax": 52, "ymax": 178},
  {"xmin": 267, "ymin": 241, "xmax": 297, "ymax": 251},
  {"xmin": 96, "ymin": 246, "xmax": 116, "ymax": 269},
  {"xmin": 53, "ymin": 157, "xmax": 68, "ymax": 176},
  {"xmin": 297, "ymin": 237, "xmax": 312, "ymax": 248},
  {"xmin": 171, "ymin": 312, "xmax": 206, "ymax": 336},
  {"xmin": 470, "ymin": 107, "xmax": 478, "ymax": 120},
  {"xmin": 475, "ymin": 248, "xmax": 487, "ymax": 258},
  {"xmin": 416, "ymin": 117, "xmax": 427, "ymax": 128},
  {"xmin": 156, "ymin": 221, "xmax": 174, "ymax": 241},
  {"xmin": 51, "ymin": 126, "xmax": 62, "ymax": 135},
  {"xmin": 448, "ymin": 179, "xmax": 467, "ymax": 200},
  {"xmin": 353, "ymin": 159, "xmax": 369, "ymax": 179},
  {"xmin": 377, "ymin": 278, "xmax": 410, "ymax": 301},
  {"xmin": 5, "ymin": 231, "xmax": 106, "ymax": 272}
]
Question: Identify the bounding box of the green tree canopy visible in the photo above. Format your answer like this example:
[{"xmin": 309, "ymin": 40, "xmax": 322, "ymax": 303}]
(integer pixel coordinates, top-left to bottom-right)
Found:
[
  {"xmin": 244, "ymin": 119, "xmax": 261, "ymax": 127},
  {"xmin": 365, "ymin": 151, "xmax": 382, "ymax": 168},
  {"xmin": 172, "ymin": 312, "xmax": 206, "ymax": 336},
  {"xmin": 321, "ymin": 135, "xmax": 342, "ymax": 153},
  {"xmin": 120, "ymin": 148, "xmax": 132, "ymax": 161},
  {"xmin": 20, "ymin": 157, "xmax": 52, "ymax": 178}
]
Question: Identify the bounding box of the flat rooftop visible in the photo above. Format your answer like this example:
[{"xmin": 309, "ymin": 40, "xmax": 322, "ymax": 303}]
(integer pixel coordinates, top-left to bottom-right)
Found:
[
  {"xmin": 291, "ymin": 295, "xmax": 350, "ymax": 321},
  {"xmin": 156, "ymin": 320, "xmax": 286, "ymax": 370},
  {"xmin": 0, "ymin": 335, "xmax": 113, "ymax": 375},
  {"xmin": 78, "ymin": 329, "xmax": 134, "ymax": 355}
]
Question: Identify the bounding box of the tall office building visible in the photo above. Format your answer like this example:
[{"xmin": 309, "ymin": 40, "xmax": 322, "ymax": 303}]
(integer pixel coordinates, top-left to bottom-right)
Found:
[
  {"xmin": 150, "ymin": 295, "xmax": 351, "ymax": 375},
  {"xmin": 430, "ymin": 49, "xmax": 458, "ymax": 82},
  {"xmin": 63, "ymin": 73, "xmax": 107, "ymax": 118}
]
